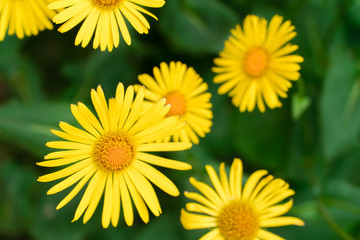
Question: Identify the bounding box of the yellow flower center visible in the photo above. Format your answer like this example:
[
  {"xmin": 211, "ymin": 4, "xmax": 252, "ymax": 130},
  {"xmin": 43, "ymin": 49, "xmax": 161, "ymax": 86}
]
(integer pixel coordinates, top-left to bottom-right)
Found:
[
  {"xmin": 217, "ymin": 201, "xmax": 260, "ymax": 240},
  {"xmin": 243, "ymin": 48, "xmax": 269, "ymax": 78},
  {"xmin": 91, "ymin": 0, "xmax": 122, "ymax": 8},
  {"xmin": 165, "ymin": 91, "xmax": 186, "ymax": 117},
  {"xmin": 92, "ymin": 132, "xmax": 135, "ymax": 171}
]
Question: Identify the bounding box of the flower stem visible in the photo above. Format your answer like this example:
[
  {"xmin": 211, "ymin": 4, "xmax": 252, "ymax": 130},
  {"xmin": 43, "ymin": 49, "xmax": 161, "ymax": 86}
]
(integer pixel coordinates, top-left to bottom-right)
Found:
[{"xmin": 316, "ymin": 198, "xmax": 355, "ymax": 240}]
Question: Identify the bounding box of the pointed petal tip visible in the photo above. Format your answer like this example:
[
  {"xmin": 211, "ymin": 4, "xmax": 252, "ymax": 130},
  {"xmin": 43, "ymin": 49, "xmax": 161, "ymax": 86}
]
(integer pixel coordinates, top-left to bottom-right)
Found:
[{"xmin": 295, "ymin": 218, "xmax": 305, "ymax": 226}]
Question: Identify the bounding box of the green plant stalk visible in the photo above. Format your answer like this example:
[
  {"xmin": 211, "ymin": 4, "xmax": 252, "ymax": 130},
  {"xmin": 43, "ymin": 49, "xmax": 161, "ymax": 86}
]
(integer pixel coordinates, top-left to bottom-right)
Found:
[{"xmin": 316, "ymin": 198, "xmax": 355, "ymax": 240}]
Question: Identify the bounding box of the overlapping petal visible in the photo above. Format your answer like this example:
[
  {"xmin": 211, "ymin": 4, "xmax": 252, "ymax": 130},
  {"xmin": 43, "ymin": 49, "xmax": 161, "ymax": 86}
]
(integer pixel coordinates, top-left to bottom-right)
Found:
[
  {"xmin": 181, "ymin": 158, "xmax": 304, "ymax": 239},
  {"xmin": 49, "ymin": 0, "xmax": 165, "ymax": 51},
  {"xmin": 38, "ymin": 83, "xmax": 192, "ymax": 227},
  {"xmin": 135, "ymin": 61, "xmax": 213, "ymax": 144},
  {"xmin": 0, "ymin": 0, "xmax": 56, "ymax": 41},
  {"xmin": 213, "ymin": 15, "xmax": 304, "ymax": 112}
]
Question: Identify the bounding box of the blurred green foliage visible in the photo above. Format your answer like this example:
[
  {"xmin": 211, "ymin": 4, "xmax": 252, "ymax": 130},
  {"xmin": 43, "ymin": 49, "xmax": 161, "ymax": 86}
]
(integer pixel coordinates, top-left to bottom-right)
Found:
[{"xmin": 0, "ymin": 0, "xmax": 360, "ymax": 239}]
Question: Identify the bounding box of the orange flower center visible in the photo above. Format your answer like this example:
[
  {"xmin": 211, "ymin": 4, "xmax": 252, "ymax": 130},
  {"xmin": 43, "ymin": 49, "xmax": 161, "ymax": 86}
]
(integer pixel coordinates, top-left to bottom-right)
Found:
[
  {"xmin": 92, "ymin": 132, "xmax": 135, "ymax": 171},
  {"xmin": 91, "ymin": 0, "xmax": 121, "ymax": 8},
  {"xmin": 165, "ymin": 91, "xmax": 186, "ymax": 117},
  {"xmin": 217, "ymin": 201, "xmax": 260, "ymax": 240},
  {"xmin": 243, "ymin": 47, "xmax": 269, "ymax": 78}
]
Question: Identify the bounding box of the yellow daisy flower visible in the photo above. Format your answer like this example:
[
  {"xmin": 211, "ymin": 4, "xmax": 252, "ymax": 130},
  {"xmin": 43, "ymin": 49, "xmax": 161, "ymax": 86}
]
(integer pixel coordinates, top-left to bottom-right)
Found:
[
  {"xmin": 48, "ymin": 0, "xmax": 165, "ymax": 52},
  {"xmin": 212, "ymin": 15, "xmax": 304, "ymax": 112},
  {"xmin": 0, "ymin": 0, "xmax": 56, "ymax": 41},
  {"xmin": 37, "ymin": 83, "xmax": 192, "ymax": 228},
  {"xmin": 181, "ymin": 158, "xmax": 304, "ymax": 240},
  {"xmin": 135, "ymin": 61, "xmax": 213, "ymax": 144}
]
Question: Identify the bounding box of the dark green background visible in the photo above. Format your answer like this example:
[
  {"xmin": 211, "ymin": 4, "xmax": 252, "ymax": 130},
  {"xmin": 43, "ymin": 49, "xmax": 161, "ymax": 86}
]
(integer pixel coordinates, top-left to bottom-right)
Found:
[{"xmin": 0, "ymin": 0, "xmax": 360, "ymax": 239}]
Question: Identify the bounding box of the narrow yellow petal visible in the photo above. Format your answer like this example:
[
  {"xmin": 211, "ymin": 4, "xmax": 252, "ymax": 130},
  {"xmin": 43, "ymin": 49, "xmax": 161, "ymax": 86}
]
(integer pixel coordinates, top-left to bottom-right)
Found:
[
  {"xmin": 102, "ymin": 173, "xmax": 113, "ymax": 228},
  {"xmin": 37, "ymin": 155, "xmax": 89, "ymax": 167},
  {"xmin": 260, "ymin": 216, "xmax": 304, "ymax": 227},
  {"xmin": 47, "ymin": 163, "xmax": 95, "ymax": 195},
  {"xmin": 70, "ymin": 104, "xmax": 101, "ymax": 137},
  {"xmin": 44, "ymin": 149, "xmax": 90, "ymax": 160},
  {"xmin": 58, "ymin": 121, "xmax": 96, "ymax": 141},
  {"xmin": 83, "ymin": 171, "xmax": 107, "ymax": 224},
  {"xmin": 118, "ymin": 85, "xmax": 134, "ymax": 129},
  {"xmin": 136, "ymin": 152, "xmax": 191, "ymax": 170},
  {"xmin": 137, "ymin": 142, "xmax": 192, "ymax": 152},
  {"xmin": 229, "ymin": 158, "xmax": 242, "ymax": 199},
  {"xmin": 184, "ymin": 191, "xmax": 220, "ymax": 211},
  {"xmin": 56, "ymin": 168, "xmax": 96, "ymax": 210},
  {"xmin": 111, "ymin": 172, "xmax": 121, "ymax": 227},
  {"xmin": 242, "ymin": 170, "xmax": 268, "ymax": 201},
  {"xmin": 38, "ymin": 159, "xmax": 91, "ymax": 182},
  {"xmin": 260, "ymin": 199, "xmax": 293, "ymax": 220},
  {"xmin": 185, "ymin": 203, "xmax": 217, "ymax": 216},
  {"xmin": 73, "ymin": 170, "xmax": 101, "ymax": 222},
  {"xmin": 122, "ymin": 86, "xmax": 145, "ymax": 131},
  {"xmin": 114, "ymin": 7, "xmax": 131, "ymax": 45},
  {"xmin": 123, "ymin": 171, "xmax": 150, "ymax": 223},
  {"xmin": 257, "ymin": 229, "xmax": 285, "ymax": 240},
  {"xmin": 91, "ymin": 86, "xmax": 110, "ymax": 132},
  {"xmin": 126, "ymin": 167, "xmax": 161, "ymax": 216},
  {"xmin": 51, "ymin": 129, "xmax": 95, "ymax": 145},
  {"xmin": 46, "ymin": 141, "xmax": 91, "ymax": 150},
  {"xmin": 219, "ymin": 163, "xmax": 230, "ymax": 199},
  {"xmin": 189, "ymin": 177, "xmax": 223, "ymax": 206},
  {"xmin": 119, "ymin": 172, "xmax": 134, "ymax": 226},
  {"xmin": 180, "ymin": 209, "xmax": 217, "ymax": 230},
  {"xmin": 199, "ymin": 228, "xmax": 222, "ymax": 240},
  {"xmin": 206, "ymin": 165, "xmax": 227, "ymax": 202},
  {"xmin": 133, "ymin": 160, "xmax": 179, "ymax": 196}
]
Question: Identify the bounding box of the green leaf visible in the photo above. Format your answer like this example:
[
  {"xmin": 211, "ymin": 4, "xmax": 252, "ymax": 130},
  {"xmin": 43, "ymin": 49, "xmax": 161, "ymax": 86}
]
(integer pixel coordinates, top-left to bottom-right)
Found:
[
  {"xmin": 326, "ymin": 179, "xmax": 360, "ymax": 216},
  {"xmin": 231, "ymin": 108, "xmax": 291, "ymax": 171},
  {"xmin": 0, "ymin": 36, "xmax": 44, "ymax": 103},
  {"xmin": 29, "ymin": 189, "xmax": 87, "ymax": 240},
  {"xmin": 0, "ymin": 101, "xmax": 74, "ymax": 156},
  {"xmin": 292, "ymin": 93, "xmax": 311, "ymax": 120},
  {"xmin": 347, "ymin": 0, "xmax": 360, "ymax": 27},
  {"xmin": 135, "ymin": 213, "xmax": 181, "ymax": 240},
  {"xmin": 320, "ymin": 28, "xmax": 360, "ymax": 160},
  {"xmin": 0, "ymin": 159, "xmax": 38, "ymax": 237},
  {"xmin": 159, "ymin": 0, "xmax": 238, "ymax": 54}
]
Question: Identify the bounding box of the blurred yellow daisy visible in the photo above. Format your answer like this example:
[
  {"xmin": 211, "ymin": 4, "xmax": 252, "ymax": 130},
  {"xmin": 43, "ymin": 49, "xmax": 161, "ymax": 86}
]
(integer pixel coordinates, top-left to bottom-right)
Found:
[
  {"xmin": 0, "ymin": 0, "xmax": 56, "ymax": 41},
  {"xmin": 135, "ymin": 61, "xmax": 213, "ymax": 144},
  {"xmin": 181, "ymin": 158, "xmax": 304, "ymax": 240},
  {"xmin": 49, "ymin": 0, "xmax": 165, "ymax": 52},
  {"xmin": 213, "ymin": 15, "xmax": 304, "ymax": 112},
  {"xmin": 37, "ymin": 83, "xmax": 192, "ymax": 228}
]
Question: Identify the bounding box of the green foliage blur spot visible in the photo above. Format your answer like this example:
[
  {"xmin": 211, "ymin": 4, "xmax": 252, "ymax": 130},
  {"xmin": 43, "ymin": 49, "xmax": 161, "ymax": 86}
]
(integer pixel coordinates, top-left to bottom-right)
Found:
[
  {"xmin": 320, "ymin": 28, "xmax": 360, "ymax": 161},
  {"xmin": 159, "ymin": 0, "xmax": 238, "ymax": 54}
]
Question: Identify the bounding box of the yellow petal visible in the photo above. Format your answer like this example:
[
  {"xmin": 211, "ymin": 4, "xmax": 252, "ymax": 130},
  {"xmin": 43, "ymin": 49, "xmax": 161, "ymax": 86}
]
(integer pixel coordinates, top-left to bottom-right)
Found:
[
  {"xmin": 133, "ymin": 160, "xmax": 179, "ymax": 196},
  {"xmin": 136, "ymin": 152, "xmax": 191, "ymax": 170},
  {"xmin": 83, "ymin": 171, "xmax": 107, "ymax": 224},
  {"xmin": 102, "ymin": 173, "xmax": 113, "ymax": 228},
  {"xmin": 123, "ymin": 171, "xmax": 150, "ymax": 223},
  {"xmin": 47, "ymin": 163, "xmax": 95, "ymax": 195},
  {"xmin": 56, "ymin": 168, "xmax": 96, "ymax": 210},
  {"xmin": 119, "ymin": 172, "xmax": 134, "ymax": 226}
]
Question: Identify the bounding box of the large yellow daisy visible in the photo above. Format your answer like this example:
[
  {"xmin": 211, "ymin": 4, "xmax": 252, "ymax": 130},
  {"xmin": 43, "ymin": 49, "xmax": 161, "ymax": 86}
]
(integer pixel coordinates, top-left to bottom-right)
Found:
[
  {"xmin": 37, "ymin": 83, "xmax": 192, "ymax": 228},
  {"xmin": 0, "ymin": 0, "xmax": 56, "ymax": 41},
  {"xmin": 212, "ymin": 15, "xmax": 304, "ymax": 112},
  {"xmin": 181, "ymin": 158, "xmax": 304, "ymax": 240},
  {"xmin": 48, "ymin": 0, "xmax": 165, "ymax": 52},
  {"xmin": 135, "ymin": 61, "xmax": 213, "ymax": 144}
]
